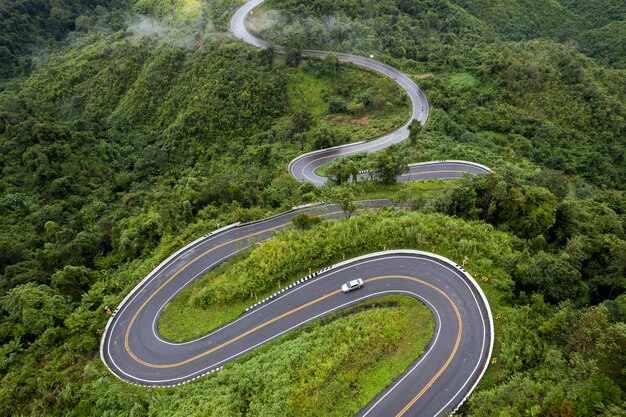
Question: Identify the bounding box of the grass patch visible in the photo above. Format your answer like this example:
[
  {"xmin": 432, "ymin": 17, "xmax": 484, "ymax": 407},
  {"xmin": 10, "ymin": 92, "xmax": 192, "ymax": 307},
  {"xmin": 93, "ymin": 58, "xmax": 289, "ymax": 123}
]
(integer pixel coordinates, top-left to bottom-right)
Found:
[
  {"xmin": 287, "ymin": 71, "xmax": 331, "ymax": 116},
  {"xmin": 281, "ymin": 295, "xmax": 435, "ymax": 415},
  {"xmin": 319, "ymin": 177, "xmax": 458, "ymax": 203},
  {"xmin": 285, "ymin": 63, "xmax": 411, "ymax": 146},
  {"xmin": 159, "ymin": 183, "xmax": 455, "ymax": 342},
  {"xmin": 345, "ymin": 179, "xmax": 457, "ymax": 202},
  {"xmin": 160, "ymin": 208, "xmax": 513, "ymax": 343},
  {"xmin": 159, "ymin": 282, "xmax": 259, "ymax": 342},
  {"xmin": 154, "ymin": 295, "xmax": 435, "ymax": 416},
  {"xmin": 314, "ymin": 162, "xmax": 332, "ymax": 178},
  {"xmin": 449, "ymin": 72, "xmax": 479, "ymax": 89},
  {"xmin": 322, "ymin": 106, "xmax": 409, "ymax": 144},
  {"xmin": 344, "ymin": 297, "xmax": 435, "ymax": 403},
  {"xmin": 250, "ymin": 4, "xmax": 412, "ymax": 149}
]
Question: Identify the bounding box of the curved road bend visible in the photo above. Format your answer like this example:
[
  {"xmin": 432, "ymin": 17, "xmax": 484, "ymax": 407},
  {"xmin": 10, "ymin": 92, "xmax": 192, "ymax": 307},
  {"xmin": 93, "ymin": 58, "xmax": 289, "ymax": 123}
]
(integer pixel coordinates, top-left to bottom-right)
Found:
[
  {"xmin": 232, "ymin": 1, "xmax": 493, "ymax": 186},
  {"xmin": 101, "ymin": 1, "xmax": 495, "ymax": 416},
  {"xmin": 232, "ymin": 0, "xmax": 432, "ymax": 186},
  {"xmin": 101, "ymin": 201, "xmax": 492, "ymax": 417}
]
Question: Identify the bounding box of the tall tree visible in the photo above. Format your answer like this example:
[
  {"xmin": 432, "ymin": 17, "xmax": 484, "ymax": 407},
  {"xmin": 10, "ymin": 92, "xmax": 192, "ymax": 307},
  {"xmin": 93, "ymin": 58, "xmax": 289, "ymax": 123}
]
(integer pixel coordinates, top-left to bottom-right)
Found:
[{"xmin": 368, "ymin": 148, "xmax": 409, "ymax": 184}]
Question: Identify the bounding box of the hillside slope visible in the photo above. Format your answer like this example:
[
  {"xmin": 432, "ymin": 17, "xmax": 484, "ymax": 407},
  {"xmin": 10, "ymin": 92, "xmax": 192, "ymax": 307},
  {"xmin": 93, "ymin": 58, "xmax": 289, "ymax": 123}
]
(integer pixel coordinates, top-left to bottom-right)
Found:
[{"xmin": 0, "ymin": 0, "xmax": 624, "ymax": 416}]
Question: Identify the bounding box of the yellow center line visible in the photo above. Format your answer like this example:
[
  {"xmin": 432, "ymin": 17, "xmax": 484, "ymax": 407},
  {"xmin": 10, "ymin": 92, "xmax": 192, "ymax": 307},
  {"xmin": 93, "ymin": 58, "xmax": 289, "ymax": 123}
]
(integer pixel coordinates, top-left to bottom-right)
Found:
[
  {"xmin": 301, "ymin": 134, "xmax": 398, "ymax": 179},
  {"xmin": 121, "ymin": 206, "xmax": 464, "ymax": 415},
  {"xmin": 131, "ymin": 288, "xmax": 343, "ymax": 368},
  {"xmin": 124, "ymin": 270, "xmax": 463, "ymax": 417},
  {"xmin": 124, "ymin": 209, "xmax": 350, "ymax": 365},
  {"xmin": 386, "ymin": 277, "xmax": 463, "ymax": 417}
]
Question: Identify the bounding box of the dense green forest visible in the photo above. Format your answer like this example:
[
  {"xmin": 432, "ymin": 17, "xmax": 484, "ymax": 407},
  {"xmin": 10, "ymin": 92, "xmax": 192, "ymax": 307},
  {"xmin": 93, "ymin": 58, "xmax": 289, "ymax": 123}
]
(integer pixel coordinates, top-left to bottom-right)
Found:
[
  {"xmin": 0, "ymin": 0, "xmax": 124, "ymax": 78},
  {"xmin": 0, "ymin": 0, "xmax": 625, "ymax": 415},
  {"xmin": 251, "ymin": 0, "xmax": 626, "ymax": 190}
]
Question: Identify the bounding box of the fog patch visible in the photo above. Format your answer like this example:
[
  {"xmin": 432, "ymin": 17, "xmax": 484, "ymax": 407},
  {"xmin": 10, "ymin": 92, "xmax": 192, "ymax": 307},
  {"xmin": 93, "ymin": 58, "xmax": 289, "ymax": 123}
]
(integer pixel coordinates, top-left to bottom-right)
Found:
[
  {"xmin": 124, "ymin": 14, "xmax": 212, "ymax": 49},
  {"xmin": 247, "ymin": 10, "xmax": 290, "ymax": 33},
  {"xmin": 247, "ymin": 10, "xmax": 381, "ymax": 55},
  {"xmin": 126, "ymin": 16, "xmax": 171, "ymax": 38}
]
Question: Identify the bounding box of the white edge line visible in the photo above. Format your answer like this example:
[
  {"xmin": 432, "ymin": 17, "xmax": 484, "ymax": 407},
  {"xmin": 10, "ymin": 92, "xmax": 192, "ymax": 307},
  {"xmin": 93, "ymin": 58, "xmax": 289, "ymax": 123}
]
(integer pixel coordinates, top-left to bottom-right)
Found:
[
  {"xmin": 106, "ymin": 249, "xmax": 493, "ymax": 412},
  {"xmin": 99, "ymin": 222, "xmax": 241, "ymax": 374},
  {"xmin": 101, "ymin": 0, "xmax": 493, "ymax": 407},
  {"xmin": 103, "ymin": 200, "xmax": 389, "ymax": 368},
  {"xmin": 287, "ymin": 140, "xmax": 366, "ymax": 177},
  {"xmin": 408, "ymin": 160, "xmax": 492, "ymax": 173},
  {"xmin": 112, "ymin": 289, "xmax": 440, "ymax": 386}
]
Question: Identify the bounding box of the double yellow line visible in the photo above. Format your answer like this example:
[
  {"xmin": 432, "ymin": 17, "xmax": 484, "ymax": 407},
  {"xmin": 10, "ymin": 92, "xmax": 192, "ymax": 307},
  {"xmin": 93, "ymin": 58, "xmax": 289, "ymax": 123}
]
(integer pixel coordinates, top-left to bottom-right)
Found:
[
  {"xmin": 301, "ymin": 144, "xmax": 465, "ymax": 183},
  {"xmin": 124, "ymin": 209, "xmax": 347, "ymax": 365},
  {"xmin": 121, "ymin": 214, "xmax": 463, "ymax": 416},
  {"xmin": 300, "ymin": 132, "xmax": 400, "ymax": 181}
]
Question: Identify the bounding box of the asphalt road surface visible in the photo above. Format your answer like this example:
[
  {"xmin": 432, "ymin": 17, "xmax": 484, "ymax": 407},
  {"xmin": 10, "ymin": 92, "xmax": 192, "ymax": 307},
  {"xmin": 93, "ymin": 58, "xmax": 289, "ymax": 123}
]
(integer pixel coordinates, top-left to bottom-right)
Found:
[
  {"xmin": 101, "ymin": 201, "xmax": 493, "ymax": 417},
  {"xmin": 101, "ymin": 2, "xmax": 494, "ymax": 416},
  {"xmin": 231, "ymin": 0, "xmax": 491, "ymax": 186}
]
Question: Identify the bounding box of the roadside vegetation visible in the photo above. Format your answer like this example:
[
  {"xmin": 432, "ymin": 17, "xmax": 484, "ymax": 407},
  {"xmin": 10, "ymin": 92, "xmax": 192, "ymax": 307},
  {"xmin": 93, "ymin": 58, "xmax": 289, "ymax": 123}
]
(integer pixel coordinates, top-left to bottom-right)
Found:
[
  {"xmin": 0, "ymin": 0, "xmax": 625, "ymax": 415},
  {"xmin": 252, "ymin": 0, "xmax": 626, "ymax": 191},
  {"xmin": 139, "ymin": 295, "xmax": 435, "ymax": 417},
  {"xmin": 159, "ymin": 208, "xmax": 514, "ymax": 341}
]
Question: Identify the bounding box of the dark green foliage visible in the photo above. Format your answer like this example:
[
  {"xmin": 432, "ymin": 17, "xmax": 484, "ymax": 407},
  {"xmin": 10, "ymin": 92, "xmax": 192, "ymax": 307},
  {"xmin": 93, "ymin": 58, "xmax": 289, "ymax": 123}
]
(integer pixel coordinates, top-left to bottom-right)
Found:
[
  {"xmin": 519, "ymin": 253, "xmax": 587, "ymax": 304},
  {"xmin": 1, "ymin": 282, "xmax": 70, "ymax": 338},
  {"xmin": 255, "ymin": 0, "xmax": 626, "ymax": 189},
  {"xmin": 0, "ymin": 0, "xmax": 119, "ymax": 78},
  {"xmin": 559, "ymin": 0, "xmax": 626, "ymax": 28},
  {"xmin": 0, "ymin": 0, "xmax": 625, "ymax": 415},
  {"xmin": 408, "ymin": 119, "xmax": 421, "ymax": 144},
  {"xmin": 433, "ymin": 172, "xmax": 625, "ymax": 308},
  {"xmin": 0, "ymin": 33, "xmax": 351, "ymax": 300},
  {"xmin": 322, "ymin": 53, "xmax": 339, "ymax": 76},
  {"xmin": 51, "ymin": 265, "xmax": 99, "ymax": 301},
  {"xmin": 578, "ymin": 20, "xmax": 626, "ymax": 69},
  {"xmin": 469, "ymin": 296, "xmax": 626, "ymax": 416},
  {"xmin": 308, "ymin": 125, "xmax": 345, "ymax": 149},
  {"xmin": 285, "ymin": 47, "xmax": 301, "ymax": 66},
  {"xmin": 533, "ymin": 169, "xmax": 569, "ymax": 201},
  {"xmin": 0, "ymin": 6, "xmax": 416, "ymax": 412},
  {"xmin": 326, "ymin": 95, "xmax": 347, "ymax": 113},
  {"xmin": 367, "ymin": 148, "xmax": 409, "ymax": 184},
  {"xmin": 113, "ymin": 296, "xmax": 434, "ymax": 417},
  {"xmin": 436, "ymin": 173, "xmax": 557, "ymax": 239},
  {"xmin": 257, "ymin": 0, "xmax": 625, "ymax": 69},
  {"xmin": 326, "ymin": 157, "xmax": 360, "ymax": 185},
  {"xmin": 333, "ymin": 189, "xmax": 357, "ymax": 218},
  {"xmin": 179, "ymin": 209, "xmax": 518, "ymax": 308}
]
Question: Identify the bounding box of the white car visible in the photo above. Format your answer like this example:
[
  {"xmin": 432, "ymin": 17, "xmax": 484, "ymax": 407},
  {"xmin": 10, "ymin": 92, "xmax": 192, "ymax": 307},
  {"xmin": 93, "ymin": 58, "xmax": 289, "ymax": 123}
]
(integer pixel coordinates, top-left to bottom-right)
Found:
[{"xmin": 341, "ymin": 278, "xmax": 364, "ymax": 293}]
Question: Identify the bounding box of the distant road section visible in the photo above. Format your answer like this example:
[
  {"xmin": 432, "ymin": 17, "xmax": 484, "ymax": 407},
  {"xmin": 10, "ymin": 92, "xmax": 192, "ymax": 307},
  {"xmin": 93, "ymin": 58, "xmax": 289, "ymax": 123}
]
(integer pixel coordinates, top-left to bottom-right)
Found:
[{"xmin": 232, "ymin": 0, "xmax": 435, "ymax": 186}]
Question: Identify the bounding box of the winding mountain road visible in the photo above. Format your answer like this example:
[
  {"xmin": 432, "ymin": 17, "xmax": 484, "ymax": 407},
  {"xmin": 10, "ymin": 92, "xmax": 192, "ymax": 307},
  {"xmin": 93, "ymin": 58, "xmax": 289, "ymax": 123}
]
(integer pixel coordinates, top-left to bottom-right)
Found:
[
  {"xmin": 100, "ymin": 1, "xmax": 494, "ymax": 416},
  {"xmin": 232, "ymin": 0, "xmax": 491, "ymax": 186}
]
